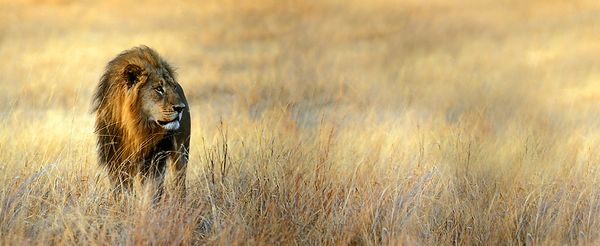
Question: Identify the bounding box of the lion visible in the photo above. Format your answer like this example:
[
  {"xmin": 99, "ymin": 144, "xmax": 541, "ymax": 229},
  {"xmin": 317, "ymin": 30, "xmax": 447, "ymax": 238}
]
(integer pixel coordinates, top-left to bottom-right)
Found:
[{"xmin": 92, "ymin": 46, "xmax": 190, "ymax": 199}]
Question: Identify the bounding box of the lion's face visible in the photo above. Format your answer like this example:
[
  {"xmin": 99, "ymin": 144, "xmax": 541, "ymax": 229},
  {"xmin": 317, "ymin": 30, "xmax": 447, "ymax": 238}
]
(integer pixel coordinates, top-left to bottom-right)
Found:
[{"xmin": 137, "ymin": 69, "xmax": 186, "ymax": 131}]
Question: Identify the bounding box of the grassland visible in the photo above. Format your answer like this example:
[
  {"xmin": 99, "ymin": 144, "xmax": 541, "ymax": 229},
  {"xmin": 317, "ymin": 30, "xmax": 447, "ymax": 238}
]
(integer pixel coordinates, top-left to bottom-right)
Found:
[{"xmin": 2, "ymin": 0, "xmax": 600, "ymax": 244}]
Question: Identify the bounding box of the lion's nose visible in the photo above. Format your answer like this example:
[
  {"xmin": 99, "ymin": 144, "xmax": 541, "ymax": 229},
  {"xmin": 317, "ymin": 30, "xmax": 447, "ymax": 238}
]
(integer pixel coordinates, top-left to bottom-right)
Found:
[{"xmin": 173, "ymin": 103, "xmax": 186, "ymax": 113}]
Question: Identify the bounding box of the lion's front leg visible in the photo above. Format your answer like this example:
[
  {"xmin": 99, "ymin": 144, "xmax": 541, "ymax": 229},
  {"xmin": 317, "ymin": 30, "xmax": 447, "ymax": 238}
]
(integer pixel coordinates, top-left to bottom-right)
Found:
[
  {"xmin": 107, "ymin": 166, "xmax": 134, "ymax": 198},
  {"xmin": 170, "ymin": 152, "xmax": 188, "ymax": 200},
  {"xmin": 149, "ymin": 170, "xmax": 166, "ymax": 204},
  {"xmin": 142, "ymin": 157, "xmax": 168, "ymax": 203}
]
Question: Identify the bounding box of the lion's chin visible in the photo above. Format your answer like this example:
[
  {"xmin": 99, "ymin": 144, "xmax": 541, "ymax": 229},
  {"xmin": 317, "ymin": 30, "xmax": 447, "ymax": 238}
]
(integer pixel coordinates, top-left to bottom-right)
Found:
[{"xmin": 156, "ymin": 119, "xmax": 180, "ymax": 131}]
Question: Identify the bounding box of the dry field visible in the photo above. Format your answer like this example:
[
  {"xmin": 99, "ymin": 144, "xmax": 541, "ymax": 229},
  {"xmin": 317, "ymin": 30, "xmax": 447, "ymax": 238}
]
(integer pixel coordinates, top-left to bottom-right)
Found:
[{"xmin": 2, "ymin": 0, "xmax": 600, "ymax": 244}]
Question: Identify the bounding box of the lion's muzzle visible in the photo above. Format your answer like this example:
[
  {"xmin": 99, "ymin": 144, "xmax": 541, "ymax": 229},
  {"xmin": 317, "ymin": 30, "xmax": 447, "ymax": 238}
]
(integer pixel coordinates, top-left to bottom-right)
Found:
[
  {"xmin": 155, "ymin": 103, "xmax": 185, "ymax": 131},
  {"xmin": 156, "ymin": 111, "xmax": 183, "ymax": 131}
]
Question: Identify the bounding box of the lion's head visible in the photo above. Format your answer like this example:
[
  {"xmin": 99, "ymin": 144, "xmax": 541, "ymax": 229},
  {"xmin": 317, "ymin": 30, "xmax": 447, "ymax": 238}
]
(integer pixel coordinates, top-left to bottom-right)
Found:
[
  {"xmin": 93, "ymin": 46, "xmax": 188, "ymax": 141},
  {"xmin": 121, "ymin": 60, "xmax": 186, "ymax": 132}
]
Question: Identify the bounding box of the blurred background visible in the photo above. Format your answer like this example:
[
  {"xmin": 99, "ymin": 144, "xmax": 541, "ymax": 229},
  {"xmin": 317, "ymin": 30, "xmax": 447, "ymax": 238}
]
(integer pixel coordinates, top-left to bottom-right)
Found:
[{"xmin": 3, "ymin": 0, "xmax": 600, "ymax": 128}]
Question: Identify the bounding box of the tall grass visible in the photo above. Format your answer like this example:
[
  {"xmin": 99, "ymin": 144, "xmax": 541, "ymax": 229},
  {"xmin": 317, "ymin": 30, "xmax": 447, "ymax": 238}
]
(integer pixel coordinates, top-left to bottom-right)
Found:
[{"xmin": 2, "ymin": 0, "xmax": 600, "ymax": 244}]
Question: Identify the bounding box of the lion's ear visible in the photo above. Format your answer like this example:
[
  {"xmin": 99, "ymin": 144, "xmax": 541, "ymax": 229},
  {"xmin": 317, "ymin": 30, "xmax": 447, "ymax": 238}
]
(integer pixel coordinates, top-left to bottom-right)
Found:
[{"xmin": 123, "ymin": 64, "xmax": 143, "ymax": 88}]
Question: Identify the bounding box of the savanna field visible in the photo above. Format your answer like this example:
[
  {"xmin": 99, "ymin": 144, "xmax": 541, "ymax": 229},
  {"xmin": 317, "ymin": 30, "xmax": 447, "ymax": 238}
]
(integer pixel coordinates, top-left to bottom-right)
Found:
[{"xmin": 2, "ymin": 0, "xmax": 600, "ymax": 244}]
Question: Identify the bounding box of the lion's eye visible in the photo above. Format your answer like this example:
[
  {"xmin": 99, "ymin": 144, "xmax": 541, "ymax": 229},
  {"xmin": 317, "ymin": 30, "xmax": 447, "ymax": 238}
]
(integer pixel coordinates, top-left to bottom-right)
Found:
[{"xmin": 155, "ymin": 87, "xmax": 164, "ymax": 95}]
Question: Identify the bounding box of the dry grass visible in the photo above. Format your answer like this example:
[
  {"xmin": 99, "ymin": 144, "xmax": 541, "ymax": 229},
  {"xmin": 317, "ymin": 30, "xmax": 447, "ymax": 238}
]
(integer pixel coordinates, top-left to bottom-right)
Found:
[{"xmin": 2, "ymin": 0, "xmax": 600, "ymax": 244}]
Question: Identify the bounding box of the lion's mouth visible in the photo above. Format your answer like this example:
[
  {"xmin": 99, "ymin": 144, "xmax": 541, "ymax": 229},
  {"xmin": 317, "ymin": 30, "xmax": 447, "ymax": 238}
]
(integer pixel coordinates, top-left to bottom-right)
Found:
[
  {"xmin": 156, "ymin": 119, "xmax": 180, "ymax": 131},
  {"xmin": 155, "ymin": 112, "xmax": 183, "ymax": 131}
]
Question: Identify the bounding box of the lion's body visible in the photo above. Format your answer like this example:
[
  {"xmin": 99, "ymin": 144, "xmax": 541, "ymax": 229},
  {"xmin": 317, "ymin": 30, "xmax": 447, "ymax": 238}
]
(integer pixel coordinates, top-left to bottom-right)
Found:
[{"xmin": 92, "ymin": 46, "xmax": 190, "ymax": 197}]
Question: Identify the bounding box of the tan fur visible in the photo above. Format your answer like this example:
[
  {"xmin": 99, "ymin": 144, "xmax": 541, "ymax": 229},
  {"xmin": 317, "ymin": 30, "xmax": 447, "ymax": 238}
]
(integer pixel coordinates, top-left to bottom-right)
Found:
[{"xmin": 92, "ymin": 46, "xmax": 191, "ymax": 198}]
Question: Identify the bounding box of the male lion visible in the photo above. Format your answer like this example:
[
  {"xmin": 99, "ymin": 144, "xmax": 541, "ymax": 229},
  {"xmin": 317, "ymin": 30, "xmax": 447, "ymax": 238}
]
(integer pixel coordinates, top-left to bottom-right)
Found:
[{"xmin": 92, "ymin": 46, "xmax": 190, "ymax": 199}]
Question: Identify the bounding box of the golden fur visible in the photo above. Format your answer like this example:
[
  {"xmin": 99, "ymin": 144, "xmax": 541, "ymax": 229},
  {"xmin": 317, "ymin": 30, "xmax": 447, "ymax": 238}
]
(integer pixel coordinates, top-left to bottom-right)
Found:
[{"xmin": 92, "ymin": 46, "xmax": 190, "ymax": 198}]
